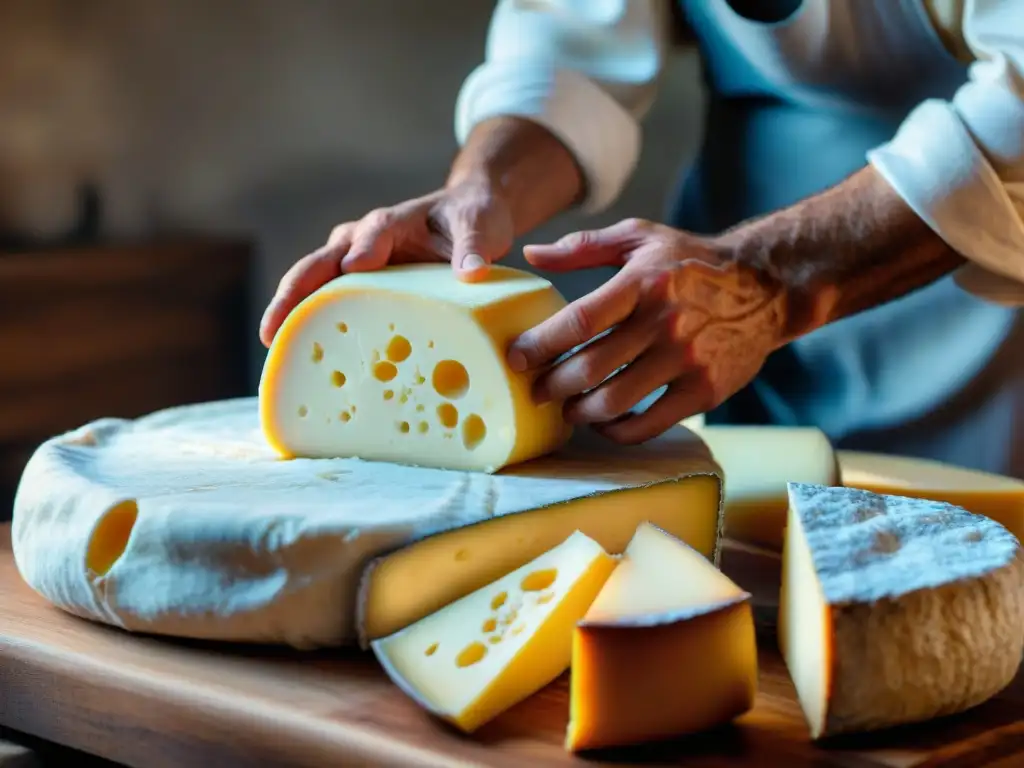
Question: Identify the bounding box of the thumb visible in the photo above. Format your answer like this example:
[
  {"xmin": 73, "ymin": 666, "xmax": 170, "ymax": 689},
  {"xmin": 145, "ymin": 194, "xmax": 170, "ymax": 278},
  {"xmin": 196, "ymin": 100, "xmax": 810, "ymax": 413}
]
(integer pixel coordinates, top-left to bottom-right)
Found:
[
  {"xmin": 448, "ymin": 213, "xmax": 507, "ymax": 283},
  {"xmin": 523, "ymin": 221, "xmax": 637, "ymax": 272}
]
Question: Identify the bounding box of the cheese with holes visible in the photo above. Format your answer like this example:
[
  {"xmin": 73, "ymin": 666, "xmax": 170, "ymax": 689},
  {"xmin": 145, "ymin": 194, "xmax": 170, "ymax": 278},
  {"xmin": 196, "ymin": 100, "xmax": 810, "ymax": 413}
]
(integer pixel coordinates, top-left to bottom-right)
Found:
[
  {"xmin": 259, "ymin": 263, "xmax": 571, "ymax": 473},
  {"xmin": 780, "ymin": 483, "xmax": 1024, "ymax": 740},
  {"xmin": 371, "ymin": 530, "xmax": 617, "ymax": 732},
  {"xmin": 688, "ymin": 425, "xmax": 838, "ymax": 550},
  {"xmin": 11, "ymin": 398, "xmax": 722, "ymax": 649},
  {"xmin": 567, "ymin": 523, "xmax": 757, "ymax": 752},
  {"xmin": 839, "ymin": 450, "xmax": 1024, "ymax": 543}
]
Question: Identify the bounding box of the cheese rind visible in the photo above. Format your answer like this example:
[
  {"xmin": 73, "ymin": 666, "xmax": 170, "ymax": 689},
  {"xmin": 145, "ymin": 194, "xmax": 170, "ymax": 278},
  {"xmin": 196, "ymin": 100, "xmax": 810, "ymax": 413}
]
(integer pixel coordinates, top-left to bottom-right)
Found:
[
  {"xmin": 566, "ymin": 523, "xmax": 757, "ymax": 752},
  {"xmin": 688, "ymin": 425, "xmax": 838, "ymax": 550},
  {"xmin": 259, "ymin": 263, "xmax": 571, "ymax": 473},
  {"xmin": 780, "ymin": 482, "xmax": 1024, "ymax": 740},
  {"xmin": 839, "ymin": 449, "xmax": 1024, "ymax": 543},
  {"xmin": 371, "ymin": 530, "xmax": 618, "ymax": 733},
  {"xmin": 12, "ymin": 399, "xmax": 722, "ymax": 649}
]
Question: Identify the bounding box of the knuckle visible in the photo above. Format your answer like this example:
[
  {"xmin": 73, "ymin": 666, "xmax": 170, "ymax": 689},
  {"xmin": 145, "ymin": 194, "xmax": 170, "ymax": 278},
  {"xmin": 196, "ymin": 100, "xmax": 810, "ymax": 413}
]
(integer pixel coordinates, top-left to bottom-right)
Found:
[
  {"xmin": 567, "ymin": 303, "xmax": 596, "ymax": 343},
  {"xmin": 623, "ymin": 217, "xmax": 651, "ymax": 232},
  {"xmin": 571, "ymin": 355, "xmax": 605, "ymax": 390},
  {"xmin": 362, "ymin": 208, "xmax": 393, "ymax": 230},
  {"xmin": 586, "ymin": 387, "xmax": 626, "ymax": 421},
  {"xmin": 562, "ymin": 230, "xmax": 593, "ymax": 250}
]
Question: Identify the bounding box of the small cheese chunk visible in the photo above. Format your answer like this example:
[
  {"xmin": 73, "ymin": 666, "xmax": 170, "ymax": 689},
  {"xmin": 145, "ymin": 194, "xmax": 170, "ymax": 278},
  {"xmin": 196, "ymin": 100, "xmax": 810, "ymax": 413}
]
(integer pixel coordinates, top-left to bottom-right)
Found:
[
  {"xmin": 839, "ymin": 449, "xmax": 1024, "ymax": 543},
  {"xmin": 358, "ymin": 469, "xmax": 722, "ymax": 644},
  {"xmin": 693, "ymin": 426, "xmax": 838, "ymax": 550},
  {"xmin": 371, "ymin": 530, "xmax": 617, "ymax": 733},
  {"xmin": 259, "ymin": 263, "xmax": 571, "ymax": 473},
  {"xmin": 780, "ymin": 483, "xmax": 1024, "ymax": 740},
  {"xmin": 566, "ymin": 523, "xmax": 757, "ymax": 752}
]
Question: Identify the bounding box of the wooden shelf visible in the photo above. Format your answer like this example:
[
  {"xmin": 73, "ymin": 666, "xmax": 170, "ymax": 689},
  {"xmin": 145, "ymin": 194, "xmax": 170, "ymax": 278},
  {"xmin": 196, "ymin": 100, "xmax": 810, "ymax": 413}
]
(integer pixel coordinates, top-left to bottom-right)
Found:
[{"xmin": 0, "ymin": 240, "xmax": 253, "ymax": 516}]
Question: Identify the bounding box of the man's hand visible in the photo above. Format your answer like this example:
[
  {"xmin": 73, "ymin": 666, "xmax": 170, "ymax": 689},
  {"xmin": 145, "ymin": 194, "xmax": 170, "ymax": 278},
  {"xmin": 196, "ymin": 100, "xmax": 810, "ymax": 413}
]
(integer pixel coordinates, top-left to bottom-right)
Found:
[
  {"xmin": 259, "ymin": 179, "xmax": 514, "ymax": 347},
  {"xmin": 508, "ymin": 218, "xmax": 787, "ymax": 444}
]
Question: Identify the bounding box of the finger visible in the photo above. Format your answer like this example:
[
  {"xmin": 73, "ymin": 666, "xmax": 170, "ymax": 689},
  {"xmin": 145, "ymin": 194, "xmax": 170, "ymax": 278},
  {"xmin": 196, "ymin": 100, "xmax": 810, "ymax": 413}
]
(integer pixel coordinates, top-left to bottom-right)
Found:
[
  {"xmin": 341, "ymin": 209, "xmax": 398, "ymax": 272},
  {"xmin": 259, "ymin": 242, "xmax": 347, "ymax": 347},
  {"xmin": 533, "ymin": 313, "xmax": 658, "ymax": 403},
  {"xmin": 595, "ymin": 372, "xmax": 716, "ymax": 445},
  {"xmin": 508, "ymin": 274, "xmax": 640, "ymax": 372},
  {"xmin": 564, "ymin": 340, "xmax": 686, "ymax": 425},
  {"xmin": 523, "ymin": 218, "xmax": 646, "ymax": 271}
]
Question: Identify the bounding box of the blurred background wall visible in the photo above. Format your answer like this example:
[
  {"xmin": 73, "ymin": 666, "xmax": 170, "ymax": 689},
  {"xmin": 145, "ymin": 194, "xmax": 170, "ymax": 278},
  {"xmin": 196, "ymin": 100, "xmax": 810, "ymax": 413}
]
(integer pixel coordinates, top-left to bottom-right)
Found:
[{"xmin": 0, "ymin": 0, "xmax": 706, "ymax": 387}]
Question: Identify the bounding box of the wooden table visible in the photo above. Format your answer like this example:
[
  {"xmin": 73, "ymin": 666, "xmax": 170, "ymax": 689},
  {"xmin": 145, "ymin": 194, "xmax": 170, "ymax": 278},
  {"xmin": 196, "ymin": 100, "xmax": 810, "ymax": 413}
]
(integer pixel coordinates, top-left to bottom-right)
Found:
[{"xmin": 2, "ymin": 524, "xmax": 1023, "ymax": 767}]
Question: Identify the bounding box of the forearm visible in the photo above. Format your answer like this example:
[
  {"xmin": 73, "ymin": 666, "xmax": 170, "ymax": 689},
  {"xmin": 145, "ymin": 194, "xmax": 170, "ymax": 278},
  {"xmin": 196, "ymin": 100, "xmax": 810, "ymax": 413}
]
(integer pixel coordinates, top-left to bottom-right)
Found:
[
  {"xmin": 716, "ymin": 165, "xmax": 966, "ymax": 344},
  {"xmin": 447, "ymin": 116, "xmax": 584, "ymax": 237}
]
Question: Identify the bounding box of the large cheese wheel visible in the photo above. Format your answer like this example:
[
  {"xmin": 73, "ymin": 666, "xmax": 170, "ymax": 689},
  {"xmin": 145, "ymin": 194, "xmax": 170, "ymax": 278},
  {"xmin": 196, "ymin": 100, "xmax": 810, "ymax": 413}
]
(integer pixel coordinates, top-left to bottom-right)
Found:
[{"xmin": 11, "ymin": 398, "xmax": 723, "ymax": 649}]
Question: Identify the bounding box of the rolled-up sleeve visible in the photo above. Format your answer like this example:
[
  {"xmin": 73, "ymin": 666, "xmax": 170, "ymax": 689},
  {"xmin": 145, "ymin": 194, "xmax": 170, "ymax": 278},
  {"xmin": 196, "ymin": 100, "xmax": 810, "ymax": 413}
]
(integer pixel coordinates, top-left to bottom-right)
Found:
[
  {"xmin": 867, "ymin": 0, "xmax": 1024, "ymax": 305},
  {"xmin": 455, "ymin": 0, "xmax": 670, "ymax": 213}
]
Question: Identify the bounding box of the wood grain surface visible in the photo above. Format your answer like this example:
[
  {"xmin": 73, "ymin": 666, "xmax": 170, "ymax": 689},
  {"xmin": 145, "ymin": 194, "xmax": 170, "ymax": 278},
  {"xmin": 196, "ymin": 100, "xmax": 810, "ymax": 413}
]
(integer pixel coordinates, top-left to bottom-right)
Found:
[{"xmin": 1, "ymin": 524, "xmax": 1023, "ymax": 767}]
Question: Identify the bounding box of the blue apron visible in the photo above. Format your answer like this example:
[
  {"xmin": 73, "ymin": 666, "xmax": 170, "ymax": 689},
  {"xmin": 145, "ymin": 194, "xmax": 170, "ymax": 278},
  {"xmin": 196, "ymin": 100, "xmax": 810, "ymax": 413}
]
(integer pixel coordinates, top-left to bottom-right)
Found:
[{"xmin": 672, "ymin": 0, "xmax": 1021, "ymax": 472}]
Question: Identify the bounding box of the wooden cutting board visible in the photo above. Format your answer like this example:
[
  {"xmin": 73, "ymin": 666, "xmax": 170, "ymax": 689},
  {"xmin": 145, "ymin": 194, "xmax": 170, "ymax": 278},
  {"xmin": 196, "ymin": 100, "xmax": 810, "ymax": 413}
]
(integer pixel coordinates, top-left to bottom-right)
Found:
[{"xmin": 2, "ymin": 524, "xmax": 1023, "ymax": 768}]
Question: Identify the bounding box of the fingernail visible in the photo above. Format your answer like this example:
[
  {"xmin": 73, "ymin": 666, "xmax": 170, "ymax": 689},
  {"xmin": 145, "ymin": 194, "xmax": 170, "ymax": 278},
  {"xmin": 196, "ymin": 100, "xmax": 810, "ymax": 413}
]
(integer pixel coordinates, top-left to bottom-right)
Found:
[
  {"xmin": 462, "ymin": 253, "xmax": 486, "ymax": 271},
  {"xmin": 508, "ymin": 347, "xmax": 528, "ymax": 373}
]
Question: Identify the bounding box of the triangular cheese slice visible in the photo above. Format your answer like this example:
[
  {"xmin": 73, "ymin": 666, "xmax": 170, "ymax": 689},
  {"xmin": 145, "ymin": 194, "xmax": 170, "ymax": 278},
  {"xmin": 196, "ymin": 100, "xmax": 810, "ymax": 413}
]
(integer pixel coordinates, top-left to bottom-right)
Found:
[
  {"xmin": 566, "ymin": 523, "xmax": 757, "ymax": 752},
  {"xmin": 780, "ymin": 483, "xmax": 1024, "ymax": 739},
  {"xmin": 371, "ymin": 530, "xmax": 617, "ymax": 733}
]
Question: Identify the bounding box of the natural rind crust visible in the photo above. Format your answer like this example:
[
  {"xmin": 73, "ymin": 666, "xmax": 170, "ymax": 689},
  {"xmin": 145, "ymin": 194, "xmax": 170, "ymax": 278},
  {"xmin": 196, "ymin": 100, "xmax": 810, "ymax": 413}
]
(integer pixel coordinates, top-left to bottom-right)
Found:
[{"xmin": 789, "ymin": 483, "xmax": 1024, "ymax": 738}]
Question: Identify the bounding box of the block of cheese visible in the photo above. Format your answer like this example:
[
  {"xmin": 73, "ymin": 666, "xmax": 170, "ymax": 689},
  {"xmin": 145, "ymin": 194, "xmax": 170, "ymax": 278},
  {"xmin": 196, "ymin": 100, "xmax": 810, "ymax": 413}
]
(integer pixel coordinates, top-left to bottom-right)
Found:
[
  {"xmin": 259, "ymin": 263, "xmax": 571, "ymax": 473},
  {"xmin": 566, "ymin": 523, "xmax": 757, "ymax": 752},
  {"xmin": 839, "ymin": 449, "xmax": 1024, "ymax": 543},
  {"xmin": 371, "ymin": 530, "xmax": 617, "ymax": 732},
  {"xmin": 12, "ymin": 398, "xmax": 722, "ymax": 649},
  {"xmin": 780, "ymin": 482, "xmax": 1024, "ymax": 740},
  {"xmin": 689, "ymin": 425, "xmax": 838, "ymax": 550}
]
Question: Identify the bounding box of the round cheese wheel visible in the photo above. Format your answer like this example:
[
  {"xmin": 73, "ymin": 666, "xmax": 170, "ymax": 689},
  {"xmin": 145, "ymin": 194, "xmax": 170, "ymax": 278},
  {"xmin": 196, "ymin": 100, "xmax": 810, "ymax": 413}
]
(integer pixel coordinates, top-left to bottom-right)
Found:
[{"xmin": 11, "ymin": 398, "xmax": 720, "ymax": 648}]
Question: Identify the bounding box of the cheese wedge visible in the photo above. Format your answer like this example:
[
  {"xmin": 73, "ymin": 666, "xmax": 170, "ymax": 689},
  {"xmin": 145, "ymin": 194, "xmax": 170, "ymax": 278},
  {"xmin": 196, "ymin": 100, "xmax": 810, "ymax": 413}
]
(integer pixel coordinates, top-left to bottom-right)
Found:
[
  {"xmin": 259, "ymin": 263, "xmax": 571, "ymax": 473},
  {"xmin": 691, "ymin": 425, "xmax": 838, "ymax": 550},
  {"xmin": 780, "ymin": 482, "xmax": 1024, "ymax": 740},
  {"xmin": 371, "ymin": 530, "xmax": 618, "ymax": 733},
  {"xmin": 567, "ymin": 523, "xmax": 757, "ymax": 752},
  {"xmin": 13, "ymin": 399, "xmax": 722, "ymax": 649},
  {"xmin": 839, "ymin": 450, "xmax": 1024, "ymax": 543}
]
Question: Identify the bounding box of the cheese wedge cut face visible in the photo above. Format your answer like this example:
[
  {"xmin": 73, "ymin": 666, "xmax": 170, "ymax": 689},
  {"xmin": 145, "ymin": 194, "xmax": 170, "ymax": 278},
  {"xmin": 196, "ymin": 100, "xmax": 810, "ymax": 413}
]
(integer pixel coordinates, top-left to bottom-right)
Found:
[
  {"xmin": 567, "ymin": 523, "xmax": 757, "ymax": 752},
  {"xmin": 259, "ymin": 263, "xmax": 571, "ymax": 473},
  {"xmin": 692, "ymin": 425, "xmax": 838, "ymax": 550},
  {"xmin": 780, "ymin": 482, "xmax": 1024, "ymax": 740},
  {"xmin": 839, "ymin": 450, "xmax": 1024, "ymax": 544},
  {"xmin": 12, "ymin": 399, "xmax": 721, "ymax": 649},
  {"xmin": 358, "ymin": 440, "xmax": 723, "ymax": 644},
  {"xmin": 371, "ymin": 530, "xmax": 617, "ymax": 733}
]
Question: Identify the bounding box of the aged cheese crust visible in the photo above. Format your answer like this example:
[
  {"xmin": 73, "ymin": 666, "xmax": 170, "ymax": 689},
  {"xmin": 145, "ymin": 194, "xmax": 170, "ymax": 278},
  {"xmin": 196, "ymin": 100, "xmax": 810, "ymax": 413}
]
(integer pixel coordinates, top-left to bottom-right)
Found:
[
  {"xmin": 781, "ymin": 482, "xmax": 1024, "ymax": 739},
  {"xmin": 11, "ymin": 398, "xmax": 722, "ymax": 650}
]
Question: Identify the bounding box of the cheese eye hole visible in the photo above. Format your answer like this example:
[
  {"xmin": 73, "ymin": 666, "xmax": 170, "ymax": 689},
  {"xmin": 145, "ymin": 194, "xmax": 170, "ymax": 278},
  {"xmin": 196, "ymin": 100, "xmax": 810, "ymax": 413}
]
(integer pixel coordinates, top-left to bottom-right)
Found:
[
  {"xmin": 386, "ymin": 335, "xmax": 412, "ymax": 363},
  {"xmin": 491, "ymin": 592, "xmax": 508, "ymax": 610},
  {"xmin": 424, "ymin": 642, "xmax": 438, "ymax": 656},
  {"xmin": 437, "ymin": 403, "xmax": 459, "ymax": 429},
  {"xmin": 462, "ymin": 415, "xmax": 486, "ymax": 450},
  {"xmin": 87, "ymin": 501, "xmax": 139, "ymax": 577},
  {"xmin": 482, "ymin": 618, "xmax": 498, "ymax": 633},
  {"xmin": 456, "ymin": 641, "xmax": 487, "ymax": 668},
  {"xmin": 432, "ymin": 360, "xmax": 469, "ymax": 399},
  {"xmin": 536, "ymin": 591, "xmax": 555, "ymax": 605},
  {"xmin": 374, "ymin": 361, "xmax": 398, "ymax": 382},
  {"xmin": 383, "ymin": 390, "xmax": 394, "ymax": 401},
  {"xmin": 331, "ymin": 370, "xmax": 346, "ymax": 387},
  {"xmin": 312, "ymin": 342, "xmax": 324, "ymax": 362},
  {"xmin": 298, "ymin": 405, "xmax": 308, "ymax": 418},
  {"xmin": 398, "ymin": 421, "xmax": 411, "ymax": 434},
  {"xmin": 521, "ymin": 568, "xmax": 557, "ymax": 592}
]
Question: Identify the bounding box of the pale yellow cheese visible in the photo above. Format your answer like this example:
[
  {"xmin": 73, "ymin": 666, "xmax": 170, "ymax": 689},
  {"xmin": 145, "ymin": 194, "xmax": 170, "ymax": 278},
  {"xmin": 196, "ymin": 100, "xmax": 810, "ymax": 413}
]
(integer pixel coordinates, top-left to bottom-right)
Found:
[
  {"xmin": 358, "ymin": 473, "xmax": 722, "ymax": 644},
  {"xmin": 691, "ymin": 425, "xmax": 838, "ymax": 550},
  {"xmin": 259, "ymin": 263, "xmax": 571, "ymax": 473},
  {"xmin": 371, "ymin": 530, "xmax": 618, "ymax": 733},
  {"xmin": 839, "ymin": 449, "xmax": 1024, "ymax": 543},
  {"xmin": 780, "ymin": 483, "xmax": 1024, "ymax": 740},
  {"xmin": 566, "ymin": 522, "xmax": 757, "ymax": 752}
]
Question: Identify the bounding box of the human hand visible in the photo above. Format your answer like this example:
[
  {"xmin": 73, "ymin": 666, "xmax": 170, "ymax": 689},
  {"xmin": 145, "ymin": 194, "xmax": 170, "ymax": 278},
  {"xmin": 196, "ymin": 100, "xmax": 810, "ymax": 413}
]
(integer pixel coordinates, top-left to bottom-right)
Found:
[
  {"xmin": 507, "ymin": 218, "xmax": 788, "ymax": 444},
  {"xmin": 259, "ymin": 179, "xmax": 515, "ymax": 347}
]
